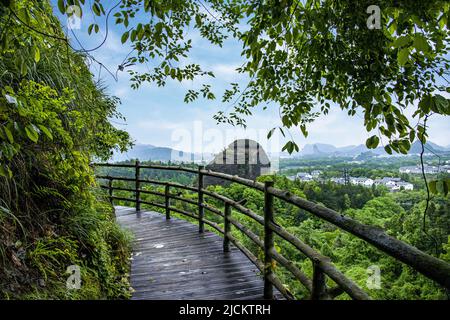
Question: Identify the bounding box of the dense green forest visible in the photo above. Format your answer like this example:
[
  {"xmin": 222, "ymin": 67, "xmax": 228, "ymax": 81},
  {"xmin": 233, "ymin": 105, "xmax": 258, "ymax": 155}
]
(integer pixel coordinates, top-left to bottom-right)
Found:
[{"xmin": 0, "ymin": 1, "xmax": 132, "ymax": 299}]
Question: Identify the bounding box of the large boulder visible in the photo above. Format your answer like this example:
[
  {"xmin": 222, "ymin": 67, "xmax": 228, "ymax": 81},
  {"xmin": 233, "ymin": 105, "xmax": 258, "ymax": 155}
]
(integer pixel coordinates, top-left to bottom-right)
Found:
[{"xmin": 204, "ymin": 139, "xmax": 271, "ymax": 186}]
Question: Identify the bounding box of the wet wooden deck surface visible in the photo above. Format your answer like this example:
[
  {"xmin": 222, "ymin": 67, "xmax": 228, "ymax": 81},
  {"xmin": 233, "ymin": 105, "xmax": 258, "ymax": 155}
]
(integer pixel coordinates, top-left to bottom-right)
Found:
[{"xmin": 115, "ymin": 206, "xmax": 270, "ymax": 300}]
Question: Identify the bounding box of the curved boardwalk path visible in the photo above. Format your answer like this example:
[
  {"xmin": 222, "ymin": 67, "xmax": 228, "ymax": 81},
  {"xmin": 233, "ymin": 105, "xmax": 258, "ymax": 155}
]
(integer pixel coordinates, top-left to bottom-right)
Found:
[{"xmin": 116, "ymin": 206, "xmax": 271, "ymax": 300}]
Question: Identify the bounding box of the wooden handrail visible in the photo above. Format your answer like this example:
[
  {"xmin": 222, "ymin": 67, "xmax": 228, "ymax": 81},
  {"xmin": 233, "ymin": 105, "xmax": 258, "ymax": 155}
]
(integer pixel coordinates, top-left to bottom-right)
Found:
[
  {"xmin": 198, "ymin": 165, "xmax": 205, "ymax": 233},
  {"xmin": 223, "ymin": 203, "xmax": 231, "ymax": 253},
  {"xmin": 263, "ymin": 181, "xmax": 275, "ymax": 299},
  {"xmin": 93, "ymin": 162, "xmax": 450, "ymax": 300},
  {"xmin": 164, "ymin": 184, "xmax": 170, "ymax": 220},
  {"xmin": 135, "ymin": 160, "xmax": 141, "ymax": 212},
  {"xmin": 311, "ymin": 262, "xmax": 329, "ymax": 300}
]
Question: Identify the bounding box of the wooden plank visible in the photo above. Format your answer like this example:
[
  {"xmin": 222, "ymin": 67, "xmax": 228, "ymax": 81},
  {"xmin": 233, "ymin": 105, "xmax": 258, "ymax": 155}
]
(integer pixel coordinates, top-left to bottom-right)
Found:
[
  {"xmin": 131, "ymin": 268, "xmax": 261, "ymax": 286},
  {"xmin": 115, "ymin": 206, "xmax": 278, "ymax": 300},
  {"xmin": 131, "ymin": 261, "xmax": 260, "ymax": 278},
  {"xmin": 132, "ymin": 280, "xmax": 265, "ymax": 300}
]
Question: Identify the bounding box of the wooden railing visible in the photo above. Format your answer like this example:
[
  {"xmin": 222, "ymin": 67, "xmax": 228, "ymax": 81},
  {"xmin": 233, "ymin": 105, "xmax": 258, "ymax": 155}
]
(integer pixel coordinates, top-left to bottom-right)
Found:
[{"xmin": 94, "ymin": 162, "xmax": 450, "ymax": 300}]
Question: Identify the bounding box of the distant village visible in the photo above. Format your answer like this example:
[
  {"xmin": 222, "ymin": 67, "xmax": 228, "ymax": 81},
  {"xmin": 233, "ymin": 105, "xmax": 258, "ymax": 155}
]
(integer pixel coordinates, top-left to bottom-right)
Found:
[
  {"xmin": 287, "ymin": 170, "xmax": 414, "ymax": 192},
  {"xmin": 286, "ymin": 163, "xmax": 450, "ymax": 192},
  {"xmin": 399, "ymin": 164, "xmax": 450, "ymax": 174}
]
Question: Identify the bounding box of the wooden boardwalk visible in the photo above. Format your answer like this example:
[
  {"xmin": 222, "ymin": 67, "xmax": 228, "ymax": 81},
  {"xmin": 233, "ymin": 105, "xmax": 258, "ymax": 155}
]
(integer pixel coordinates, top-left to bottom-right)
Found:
[{"xmin": 115, "ymin": 206, "xmax": 269, "ymax": 300}]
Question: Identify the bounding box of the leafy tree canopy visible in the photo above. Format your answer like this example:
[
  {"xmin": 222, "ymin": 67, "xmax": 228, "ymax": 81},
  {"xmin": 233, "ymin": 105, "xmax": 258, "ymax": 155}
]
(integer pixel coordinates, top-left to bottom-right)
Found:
[{"xmin": 9, "ymin": 0, "xmax": 449, "ymax": 154}]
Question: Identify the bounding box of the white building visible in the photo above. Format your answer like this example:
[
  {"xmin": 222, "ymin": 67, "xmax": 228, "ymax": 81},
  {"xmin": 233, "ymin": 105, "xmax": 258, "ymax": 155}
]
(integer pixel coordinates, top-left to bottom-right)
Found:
[
  {"xmin": 396, "ymin": 181, "xmax": 414, "ymax": 191},
  {"xmin": 296, "ymin": 172, "xmax": 313, "ymax": 181},
  {"xmin": 350, "ymin": 177, "xmax": 374, "ymax": 187},
  {"xmin": 374, "ymin": 177, "xmax": 401, "ymax": 185},
  {"xmin": 311, "ymin": 170, "xmax": 322, "ymax": 177},
  {"xmin": 331, "ymin": 177, "xmax": 346, "ymax": 185},
  {"xmin": 399, "ymin": 165, "xmax": 441, "ymax": 174},
  {"xmin": 387, "ymin": 184, "xmax": 401, "ymax": 192},
  {"xmin": 373, "ymin": 177, "xmax": 414, "ymax": 192},
  {"xmin": 399, "ymin": 166, "xmax": 420, "ymax": 174}
]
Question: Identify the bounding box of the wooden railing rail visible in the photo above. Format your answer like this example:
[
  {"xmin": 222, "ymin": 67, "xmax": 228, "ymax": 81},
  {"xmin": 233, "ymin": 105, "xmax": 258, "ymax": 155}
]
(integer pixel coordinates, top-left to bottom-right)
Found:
[{"xmin": 93, "ymin": 162, "xmax": 450, "ymax": 300}]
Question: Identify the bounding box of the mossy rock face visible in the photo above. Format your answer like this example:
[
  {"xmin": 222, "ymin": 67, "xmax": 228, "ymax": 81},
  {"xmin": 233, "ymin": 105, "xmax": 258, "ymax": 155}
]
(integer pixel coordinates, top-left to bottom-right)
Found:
[{"xmin": 204, "ymin": 139, "xmax": 271, "ymax": 186}]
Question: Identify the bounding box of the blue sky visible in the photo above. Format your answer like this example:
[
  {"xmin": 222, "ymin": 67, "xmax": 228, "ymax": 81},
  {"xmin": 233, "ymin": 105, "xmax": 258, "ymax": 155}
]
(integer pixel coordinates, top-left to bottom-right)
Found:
[{"xmin": 54, "ymin": 2, "xmax": 450, "ymax": 154}]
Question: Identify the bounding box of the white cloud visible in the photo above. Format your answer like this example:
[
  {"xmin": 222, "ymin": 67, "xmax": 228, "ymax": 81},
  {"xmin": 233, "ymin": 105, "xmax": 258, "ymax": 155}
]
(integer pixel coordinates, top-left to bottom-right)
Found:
[
  {"xmin": 102, "ymin": 30, "xmax": 125, "ymax": 54},
  {"xmin": 114, "ymin": 87, "xmax": 129, "ymax": 99},
  {"xmin": 210, "ymin": 63, "xmax": 241, "ymax": 81}
]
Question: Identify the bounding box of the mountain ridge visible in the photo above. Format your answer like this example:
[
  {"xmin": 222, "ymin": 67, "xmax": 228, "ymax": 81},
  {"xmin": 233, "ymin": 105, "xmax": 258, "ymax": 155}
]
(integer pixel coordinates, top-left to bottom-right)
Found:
[
  {"xmin": 297, "ymin": 140, "xmax": 449, "ymax": 157},
  {"xmin": 111, "ymin": 143, "xmax": 214, "ymax": 162},
  {"xmin": 111, "ymin": 141, "xmax": 449, "ymax": 162}
]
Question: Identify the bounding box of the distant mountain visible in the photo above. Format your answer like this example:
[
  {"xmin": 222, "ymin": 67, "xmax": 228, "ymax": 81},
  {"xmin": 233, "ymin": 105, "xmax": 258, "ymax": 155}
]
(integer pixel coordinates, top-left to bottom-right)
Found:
[
  {"xmin": 341, "ymin": 144, "xmax": 369, "ymax": 155},
  {"xmin": 112, "ymin": 140, "xmax": 449, "ymax": 162},
  {"xmin": 408, "ymin": 140, "xmax": 449, "ymax": 154},
  {"xmin": 297, "ymin": 141, "xmax": 449, "ymax": 157},
  {"xmin": 300, "ymin": 143, "xmax": 338, "ymax": 155},
  {"xmin": 299, "ymin": 143, "xmax": 370, "ymax": 156},
  {"xmin": 111, "ymin": 144, "xmax": 203, "ymax": 163}
]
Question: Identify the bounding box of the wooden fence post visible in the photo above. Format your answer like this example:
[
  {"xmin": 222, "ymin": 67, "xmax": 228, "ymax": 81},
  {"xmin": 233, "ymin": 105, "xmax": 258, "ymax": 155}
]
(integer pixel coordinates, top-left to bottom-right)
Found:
[
  {"xmin": 108, "ymin": 177, "xmax": 113, "ymax": 204},
  {"xmin": 135, "ymin": 160, "xmax": 141, "ymax": 212},
  {"xmin": 165, "ymin": 184, "xmax": 170, "ymax": 220},
  {"xmin": 264, "ymin": 180, "xmax": 274, "ymax": 300},
  {"xmin": 223, "ymin": 202, "xmax": 231, "ymax": 252},
  {"xmin": 198, "ymin": 165, "xmax": 204, "ymax": 233},
  {"xmin": 311, "ymin": 261, "xmax": 329, "ymax": 300}
]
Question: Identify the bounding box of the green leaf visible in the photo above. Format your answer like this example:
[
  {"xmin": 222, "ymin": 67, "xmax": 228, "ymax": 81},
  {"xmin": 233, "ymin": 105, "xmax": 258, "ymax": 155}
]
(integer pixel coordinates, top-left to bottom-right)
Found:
[
  {"xmin": 88, "ymin": 24, "xmax": 94, "ymax": 35},
  {"xmin": 38, "ymin": 125, "xmax": 53, "ymax": 140},
  {"xmin": 130, "ymin": 30, "xmax": 137, "ymax": 42},
  {"xmin": 164, "ymin": 65, "xmax": 170, "ymax": 75},
  {"xmin": 428, "ymin": 180, "xmax": 437, "ymax": 194},
  {"xmin": 300, "ymin": 125, "xmax": 308, "ymax": 137},
  {"xmin": 384, "ymin": 145, "xmax": 393, "ymax": 155},
  {"xmin": 0, "ymin": 165, "xmax": 12, "ymax": 179},
  {"xmin": 121, "ymin": 31, "xmax": 129, "ymax": 44},
  {"xmin": 418, "ymin": 94, "xmax": 433, "ymax": 114},
  {"xmin": 392, "ymin": 36, "xmax": 411, "ymax": 48},
  {"xmin": 34, "ymin": 46, "xmax": 40, "ymax": 63},
  {"xmin": 3, "ymin": 126, "xmax": 14, "ymax": 143},
  {"xmin": 409, "ymin": 130, "xmax": 415, "ymax": 143},
  {"xmin": 18, "ymin": 7, "xmax": 30, "ymax": 25},
  {"xmin": 267, "ymin": 128, "xmax": 276, "ymax": 139},
  {"xmin": 432, "ymin": 95, "xmax": 449, "ymax": 115},
  {"xmin": 195, "ymin": 14, "xmax": 201, "ymax": 25},
  {"xmin": 413, "ymin": 34, "xmax": 430, "ymax": 53},
  {"xmin": 398, "ymin": 139, "xmax": 410, "ymax": 154},
  {"xmin": 25, "ymin": 125, "xmax": 39, "ymax": 143},
  {"xmin": 57, "ymin": 0, "xmax": 66, "ymax": 14},
  {"xmin": 366, "ymin": 135, "xmax": 380, "ymax": 149},
  {"xmin": 92, "ymin": 3, "xmax": 101, "ymax": 16},
  {"xmin": 397, "ymin": 48, "xmax": 410, "ymax": 66}
]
